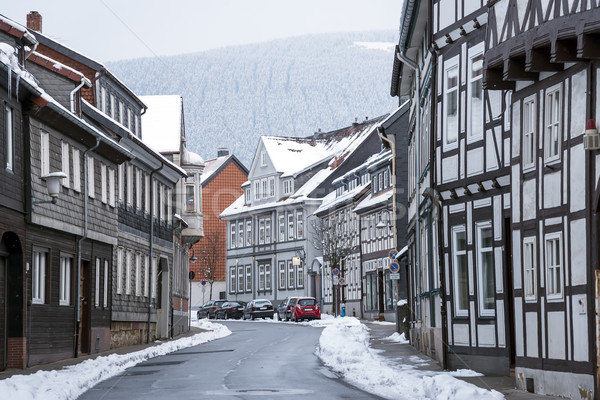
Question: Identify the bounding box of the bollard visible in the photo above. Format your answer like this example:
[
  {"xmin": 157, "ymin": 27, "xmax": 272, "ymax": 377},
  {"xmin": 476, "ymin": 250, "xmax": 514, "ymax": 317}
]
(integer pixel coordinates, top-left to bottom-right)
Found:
[{"xmin": 341, "ymin": 303, "xmax": 346, "ymax": 317}]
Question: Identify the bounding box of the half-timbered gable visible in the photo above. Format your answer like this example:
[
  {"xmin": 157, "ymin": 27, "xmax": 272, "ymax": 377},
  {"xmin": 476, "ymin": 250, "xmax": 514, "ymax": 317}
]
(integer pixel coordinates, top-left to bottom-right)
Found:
[{"xmin": 483, "ymin": 1, "xmax": 599, "ymax": 397}]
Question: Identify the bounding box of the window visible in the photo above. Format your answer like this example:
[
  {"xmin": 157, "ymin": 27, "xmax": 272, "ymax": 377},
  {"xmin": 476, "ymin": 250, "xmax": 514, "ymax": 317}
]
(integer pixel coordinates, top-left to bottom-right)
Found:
[
  {"xmin": 119, "ymin": 101, "xmax": 124, "ymax": 125},
  {"xmin": 136, "ymin": 169, "xmax": 142, "ymax": 209},
  {"xmin": 444, "ymin": 58, "xmax": 459, "ymax": 148},
  {"xmin": 245, "ymin": 265, "xmax": 252, "ymax": 292},
  {"xmin": 383, "ymin": 169, "xmax": 389, "ymax": 189},
  {"xmin": 126, "ymin": 108, "xmax": 131, "ymax": 129},
  {"xmin": 95, "ymin": 258, "xmax": 100, "ymax": 307},
  {"xmin": 296, "ymin": 211, "xmax": 304, "ymax": 239},
  {"xmin": 117, "ymin": 247, "xmax": 123, "ymax": 294},
  {"xmin": 238, "ymin": 222, "xmax": 244, "ymax": 247},
  {"xmin": 261, "ymin": 179, "xmax": 267, "ymax": 199},
  {"xmin": 186, "ymin": 183, "xmax": 195, "ymax": 213},
  {"xmin": 144, "ymin": 255, "xmax": 149, "ymax": 297},
  {"xmin": 230, "ymin": 267, "xmax": 236, "ymax": 292},
  {"xmin": 59, "ymin": 255, "xmax": 72, "ymax": 306},
  {"xmin": 238, "ymin": 266, "xmax": 244, "ymax": 292},
  {"xmin": 259, "ymin": 219, "xmax": 265, "ymax": 244},
  {"xmin": 152, "ymin": 181, "xmax": 158, "ymax": 218},
  {"xmin": 40, "ymin": 131, "xmax": 50, "ymax": 176},
  {"xmin": 284, "ymin": 179, "xmax": 294, "ymax": 195},
  {"xmin": 378, "ymin": 173, "xmax": 383, "ymax": 192},
  {"xmin": 279, "ymin": 215, "xmax": 286, "ymax": 242},
  {"xmin": 127, "ymin": 164, "xmax": 133, "ymax": 205},
  {"xmin": 152, "ymin": 257, "xmax": 157, "ymax": 299},
  {"xmin": 259, "ymin": 264, "xmax": 265, "ymax": 290},
  {"xmin": 545, "ymin": 233, "xmax": 563, "ymax": 299},
  {"xmin": 245, "ymin": 188, "xmax": 251, "ymax": 204},
  {"xmin": 32, "ymin": 249, "xmax": 48, "ymax": 304},
  {"xmin": 261, "ymin": 151, "xmax": 267, "ymax": 166},
  {"xmin": 167, "ymin": 188, "xmax": 173, "ymax": 224},
  {"xmin": 265, "ymin": 264, "xmax": 271, "ymax": 290},
  {"xmin": 101, "ymin": 164, "xmax": 107, "ymax": 204},
  {"xmin": 476, "ymin": 222, "xmax": 495, "ymax": 316},
  {"xmin": 87, "ymin": 156, "xmax": 95, "ymax": 198},
  {"xmin": 73, "ymin": 148, "xmax": 81, "ymax": 192},
  {"xmin": 265, "ymin": 219, "xmax": 271, "ymax": 244},
  {"xmin": 135, "ymin": 253, "xmax": 141, "ymax": 296},
  {"xmin": 125, "ymin": 250, "xmax": 132, "ymax": 295},
  {"xmin": 523, "ymin": 97, "xmax": 536, "ymax": 169},
  {"xmin": 230, "ymin": 223, "xmax": 236, "ymax": 248},
  {"xmin": 297, "ymin": 262, "xmax": 304, "ymax": 287},
  {"xmin": 103, "ymin": 260, "xmax": 109, "ymax": 307},
  {"xmin": 144, "ymin": 174, "xmax": 150, "ymax": 213},
  {"xmin": 523, "ymin": 237, "xmax": 536, "ymax": 301},
  {"xmin": 288, "ymin": 214, "xmax": 294, "ymax": 239},
  {"xmin": 545, "ymin": 85, "xmax": 561, "ymax": 162},
  {"xmin": 109, "ymin": 168, "xmax": 116, "ymax": 207},
  {"xmin": 61, "ymin": 141, "xmax": 69, "ymax": 187},
  {"xmin": 110, "ymin": 94, "xmax": 115, "ymax": 119},
  {"xmin": 279, "ymin": 261, "xmax": 286, "ymax": 290},
  {"xmin": 288, "ymin": 261, "xmax": 295, "ymax": 288},
  {"xmin": 4, "ymin": 105, "xmax": 15, "ymax": 171},
  {"xmin": 246, "ymin": 220, "xmax": 252, "ymax": 246},
  {"xmin": 452, "ymin": 226, "xmax": 468, "ymax": 316},
  {"xmin": 269, "ymin": 177, "xmax": 275, "ymax": 197},
  {"xmin": 118, "ymin": 164, "xmax": 124, "ymax": 202},
  {"xmin": 468, "ymin": 44, "xmax": 484, "ymax": 141},
  {"xmin": 101, "ymin": 87, "xmax": 106, "ymax": 113},
  {"xmin": 254, "ymin": 181, "xmax": 260, "ymax": 200}
]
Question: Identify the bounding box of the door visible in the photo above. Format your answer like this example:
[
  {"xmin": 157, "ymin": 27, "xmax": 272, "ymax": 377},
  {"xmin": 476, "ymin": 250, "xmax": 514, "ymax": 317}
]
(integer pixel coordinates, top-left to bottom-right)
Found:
[
  {"xmin": 504, "ymin": 217, "xmax": 516, "ymax": 372},
  {"xmin": 79, "ymin": 261, "xmax": 91, "ymax": 354},
  {"xmin": 0, "ymin": 257, "xmax": 5, "ymax": 370}
]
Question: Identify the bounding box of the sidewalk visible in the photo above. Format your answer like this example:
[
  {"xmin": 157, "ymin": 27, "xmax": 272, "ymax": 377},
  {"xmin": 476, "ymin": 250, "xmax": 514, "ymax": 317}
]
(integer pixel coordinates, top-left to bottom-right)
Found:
[
  {"xmin": 0, "ymin": 326, "xmax": 206, "ymax": 381},
  {"xmin": 363, "ymin": 321, "xmax": 563, "ymax": 400}
]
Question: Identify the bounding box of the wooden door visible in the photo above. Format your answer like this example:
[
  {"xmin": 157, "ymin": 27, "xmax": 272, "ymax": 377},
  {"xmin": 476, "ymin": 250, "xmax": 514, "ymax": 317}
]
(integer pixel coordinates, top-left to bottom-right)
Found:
[
  {"xmin": 79, "ymin": 261, "xmax": 91, "ymax": 354},
  {"xmin": 0, "ymin": 257, "xmax": 5, "ymax": 370}
]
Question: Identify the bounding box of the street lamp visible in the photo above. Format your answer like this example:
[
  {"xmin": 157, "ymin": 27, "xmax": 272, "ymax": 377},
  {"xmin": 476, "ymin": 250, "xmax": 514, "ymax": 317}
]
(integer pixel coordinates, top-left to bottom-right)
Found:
[{"xmin": 33, "ymin": 172, "xmax": 68, "ymax": 207}]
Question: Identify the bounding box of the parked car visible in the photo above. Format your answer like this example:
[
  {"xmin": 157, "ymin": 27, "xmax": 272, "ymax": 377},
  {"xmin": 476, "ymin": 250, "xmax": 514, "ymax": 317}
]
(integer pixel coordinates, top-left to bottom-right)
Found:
[
  {"xmin": 215, "ymin": 301, "xmax": 246, "ymax": 319},
  {"xmin": 197, "ymin": 300, "xmax": 228, "ymax": 319},
  {"xmin": 243, "ymin": 299, "xmax": 275, "ymax": 320},
  {"xmin": 290, "ymin": 297, "xmax": 321, "ymax": 321},
  {"xmin": 276, "ymin": 297, "xmax": 297, "ymax": 321}
]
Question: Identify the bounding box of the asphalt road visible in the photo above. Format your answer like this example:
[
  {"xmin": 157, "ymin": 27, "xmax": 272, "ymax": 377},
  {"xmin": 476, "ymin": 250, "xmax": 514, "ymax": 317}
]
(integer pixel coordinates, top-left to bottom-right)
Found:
[{"xmin": 79, "ymin": 320, "xmax": 383, "ymax": 399}]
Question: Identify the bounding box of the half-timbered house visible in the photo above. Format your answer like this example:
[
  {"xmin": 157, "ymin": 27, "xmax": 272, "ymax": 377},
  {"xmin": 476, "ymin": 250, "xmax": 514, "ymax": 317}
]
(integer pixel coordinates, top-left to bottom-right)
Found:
[{"xmin": 483, "ymin": 1, "xmax": 599, "ymax": 397}]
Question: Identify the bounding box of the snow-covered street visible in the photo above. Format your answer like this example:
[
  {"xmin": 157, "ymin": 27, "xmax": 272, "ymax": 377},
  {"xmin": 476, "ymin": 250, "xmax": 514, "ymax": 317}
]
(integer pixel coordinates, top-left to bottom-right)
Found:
[{"xmin": 0, "ymin": 316, "xmax": 504, "ymax": 400}]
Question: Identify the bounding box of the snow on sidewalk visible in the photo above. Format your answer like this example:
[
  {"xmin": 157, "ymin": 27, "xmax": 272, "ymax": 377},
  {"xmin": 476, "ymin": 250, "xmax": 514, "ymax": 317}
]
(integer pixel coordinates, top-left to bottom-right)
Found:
[
  {"xmin": 0, "ymin": 319, "xmax": 231, "ymax": 400},
  {"xmin": 312, "ymin": 316, "xmax": 504, "ymax": 400}
]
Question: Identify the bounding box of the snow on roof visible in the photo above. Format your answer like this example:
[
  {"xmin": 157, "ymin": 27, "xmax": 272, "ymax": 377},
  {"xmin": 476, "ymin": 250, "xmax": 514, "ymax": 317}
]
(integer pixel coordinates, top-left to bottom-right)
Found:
[
  {"xmin": 139, "ymin": 95, "xmax": 183, "ymax": 154},
  {"xmin": 0, "ymin": 14, "xmax": 37, "ymax": 44},
  {"xmin": 128, "ymin": 133, "xmax": 187, "ymax": 177},
  {"xmin": 314, "ymin": 181, "xmax": 370, "ymax": 215},
  {"xmin": 28, "ymin": 50, "xmax": 91, "ymax": 85},
  {"xmin": 353, "ymin": 188, "xmax": 393, "ymax": 214},
  {"xmin": 182, "ymin": 147, "xmax": 204, "ymax": 167},
  {"xmin": 201, "ymin": 156, "xmax": 229, "ymax": 184}
]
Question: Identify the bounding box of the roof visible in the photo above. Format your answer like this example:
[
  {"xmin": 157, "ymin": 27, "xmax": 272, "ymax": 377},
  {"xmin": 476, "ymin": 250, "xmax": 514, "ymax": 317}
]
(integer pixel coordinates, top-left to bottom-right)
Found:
[
  {"xmin": 28, "ymin": 51, "xmax": 91, "ymax": 84},
  {"xmin": 314, "ymin": 182, "xmax": 370, "ymax": 216},
  {"xmin": 139, "ymin": 95, "xmax": 183, "ymax": 154},
  {"xmin": 353, "ymin": 188, "xmax": 393, "ymax": 214},
  {"xmin": 0, "ymin": 14, "xmax": 37, "ymax": 45}
]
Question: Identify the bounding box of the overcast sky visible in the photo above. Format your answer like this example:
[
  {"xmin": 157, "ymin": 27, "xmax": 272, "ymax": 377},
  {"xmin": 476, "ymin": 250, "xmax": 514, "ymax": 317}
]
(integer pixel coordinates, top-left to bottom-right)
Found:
[{"xmin": 2, "ymin": 0, "xmax": 401, "ymax": 62}]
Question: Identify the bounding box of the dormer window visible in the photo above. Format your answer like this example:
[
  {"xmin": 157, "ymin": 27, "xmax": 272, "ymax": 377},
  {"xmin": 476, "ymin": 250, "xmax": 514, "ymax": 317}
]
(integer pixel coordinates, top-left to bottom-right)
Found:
[
  {"xmin": 261, "ymin": 151, "xmax": 267, "ymax": 167},
  {"xmin": 245, "ymin": 188, "xmax": 251, "ymax": 204},
  {"xmin": 283, "ymin": 179, "xmax": 293, "ymax": 195}
]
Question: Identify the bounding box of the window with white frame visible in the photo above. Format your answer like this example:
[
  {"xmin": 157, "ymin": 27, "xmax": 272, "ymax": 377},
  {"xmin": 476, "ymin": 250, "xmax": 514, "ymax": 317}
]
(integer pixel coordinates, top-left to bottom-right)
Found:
[
  {"xmin": 59, "ymin": 255, "xmax": 72, "ymax": 306},
  {"xmin": 101, "ymin": 164, "xmax": 107, "ymax": 204},
  {"xmin": 167, "ymin": 188, "xmax": 173, "ymax": 225},
  {"xmin": 254, "ymin": 181, "xmax": 260, "ymax": 200},
  {"xmin": 230, "ymin": 266, "xmax": 236, "ymax": 292},
  {"xmin": 73, "ymin": 147, "xmax": 81, "ymax": 192},
  {"xmin": 136, "ymin": 169, "xmax": 142, "ymax": 209},
  {"xmin": 245, "ymin": 188, "xmax": 250, "ymax": 204},
  {"xmin": 545, "ymin": 233, "xmax": 563, "ymax": 299},
  {"xmin": 269, "ymin": 176, "xmax": 275, "ymax": 198},
  {"xmin": 265, "ymin": 264, "xmax": 271, "ymax": 290},
  {"xmin": 523, "ymin": 237, "xmax": 536, "ymax": 301},
  {"xmin": 110, "ymin": 94, "xmax": 115, "ymax": 119},
  {"xmin": 230, "ymin": 222, "xmax": 236, "ymax": 248},
  {"xmin": 61, "ymin": 141, "xmax": 70, "ymax": 188},
  {"xmin": 144, "ymin": 255, "xmax": 149, "ymax": 297},
  {"xmin": 5, "ymin": 105, "xmax": 14, "ymax": 172},
  {"xmin": 103, "ymin": 259, "xmax": 109, "ymax": 307},
  {"xmin": 452, "ymin": 226, "xmax": 468, "ymax": 316},
  {"xmin": 467, "ymin": 43, "xmax": 484, "ymax": 141},
  {"xmin": 476, "ymin": 222, "xmax": 495, "ymax": 316},
  {"xmin": 246, "ymin": 220, "xmax": 252, "ymax": 246},
  {"xmin": 238, "ymin": 266, "xmax": 244, "ymax": 292},
  {"xmin": 32, "ymin": 249, "xmax": 48, "ymax": 304},
  {"xmin": 119, "ymin": 101, "xmax": 124, "ymax": 125},
  {"xmin": 261, "ymin": 179, "xmax": 267, "ymax": 199},
  {"xmin": 288, "ymin": 214, "xmax": 294, "ymax": 239},
  {"xmin": 152, "ymin": 181, "xmax": 158, "ymax": 218},
  {"xmin": 152, "ymin": 257, "xmax": 157, "ymax": 299},
  {"xmin": 259, "ymin": 264, "xmax": 265, "ymax": 290},
  {"xmin": 245, "ymin": 265, "xmax": 252, "ymax": 292},
  {"xmin": 523, "ymin": 96, "xmax": 536, "ymax": 169},
  {"xmin": 40, "ymin": 131, "xmax": 50, "ymax": 176},
  {"xmin": 284, "ymin": 179, "xmax": 293, "ymax": 195},
  {"xmin": 126, "ymin": 108, "xmax": 131, "ymax": 129},
  {"xmin": 259, "ymin": 219, "xmax": 265, "ymax": 244},
  {"xmin": 279, "ymin": 261, "xmax": 286, "ymax": 289},
  {"xmin": 159, "ymin": 185, "xmax": 165, "ymax": 221},
  {"xmin": 265, "ymin": 218, "xmax": 271, "ymax": 244},
  {"xmin": 545, "ymin": 85, "xmax": 561, "ymax": 162},
  {"xmin": 87, "ymin": 156, "xmax": 95, "ymax": 198},
  {"xmin": 95, "ymin": 258, "xmax": 100, "ymax": 307},
  {"xmin": 144, "ymin": 174, "xmax": 150, "ymax": 213},
  {"xmin": 444, "ymin": 57, "xmax": 459, "ymax": 148},
  {"xmin": 279, "ymin": 215, "xmax": 285, "ymax": 242},
  {"xmin": 238, "ymin": 222, "xmax": 244, "ymax": 247},
  {"xmin": 118, "ymin": 164, "xmax": 124, "ymax": 202},
  {"xmin": 125, "ymin": 249, "xmax": 132, "ymax": 295},
  {"xmin": 296, "ymin": 211, "xmax": 304, "ymax": 239},
  {"xmin": 135, "ymin": 252, "xmax": 141, "ymax": 296},
  {"xmin": 127, "ymin": 164, "xmax": 133, "ymax": 205},
  {"xmin": 261, "ymin": 151, "xmax": 266, "ymax": 166},
  {"xmin": 297, "ymin": 262, "xmax": 304, "ymax": 287},
  {"xmin": 117, "ymin": 247, "xmax": 123, "ymax": 294},
  {"xmin": 288, "ymin": 261, "xmax": 295, "ymax": 288}
]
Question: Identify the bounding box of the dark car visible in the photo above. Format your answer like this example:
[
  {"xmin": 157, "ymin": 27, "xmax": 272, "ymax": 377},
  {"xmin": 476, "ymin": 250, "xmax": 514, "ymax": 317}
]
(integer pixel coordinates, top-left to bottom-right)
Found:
[
  {"xmin": 290, "ymin": 297, "xmax": 321, "ymax": 321},
  {"xmin": 243, "ymin": 299, "xmax": 275, "ymax": 320},
  {"xmin": 197, "ymin": 300, "xmax": 228, "ymax": 319},
  {"xmin": 215, "ymin": 301, "xmax": 246, "ymax": 319},
  {"xmin": 276, "ymin": 297, "xmax": 297, "ymax": 321}
]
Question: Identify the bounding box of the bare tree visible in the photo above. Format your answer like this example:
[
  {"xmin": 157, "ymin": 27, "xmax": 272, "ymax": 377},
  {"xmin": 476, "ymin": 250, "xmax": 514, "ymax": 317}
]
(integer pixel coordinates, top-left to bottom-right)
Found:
[
  {"xmin": 194, "ymin": 230, "xmax": 225, "ymax": 301},
  {"xmin": 311, "ymin": 212, "xmax": 355, "ymax": 315}
]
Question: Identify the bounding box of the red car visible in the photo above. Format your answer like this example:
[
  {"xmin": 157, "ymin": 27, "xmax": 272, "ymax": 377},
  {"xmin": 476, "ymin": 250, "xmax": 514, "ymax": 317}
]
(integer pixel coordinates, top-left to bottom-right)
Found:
[{"xmin": 290, "ymin": 297, "xmax": 321, "ymax": 321}]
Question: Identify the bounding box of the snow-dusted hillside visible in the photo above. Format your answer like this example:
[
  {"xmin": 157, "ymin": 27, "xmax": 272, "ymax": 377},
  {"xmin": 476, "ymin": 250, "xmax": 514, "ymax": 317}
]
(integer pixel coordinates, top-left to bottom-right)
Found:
[{"xmin": 108, "ymin": 31, "xmax": 398, "ymax": 166}]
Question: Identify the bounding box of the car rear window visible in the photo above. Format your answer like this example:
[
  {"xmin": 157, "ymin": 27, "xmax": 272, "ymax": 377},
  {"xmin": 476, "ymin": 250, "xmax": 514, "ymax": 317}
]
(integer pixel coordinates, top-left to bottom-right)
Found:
[
  {"xmin": 255, "ymin": 300, "xmax": 271, "ymax": 306},
  {"xmin": 215, "ymin": 301, "xmax": 226, "ymax": 307},
  {"xmin": 298, "ymin": 299, "xmax": 316, "ymax": 306}
]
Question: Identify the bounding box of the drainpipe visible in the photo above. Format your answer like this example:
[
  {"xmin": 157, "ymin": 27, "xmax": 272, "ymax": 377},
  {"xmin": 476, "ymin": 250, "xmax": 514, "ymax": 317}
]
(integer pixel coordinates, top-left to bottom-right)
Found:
[
  {"xmin": 70, "ymin": 78, "xmax": 88, "ymax": 114},
  {"xmin": 147, "ymin": 162, "xmax": 164, "ymax": 344},
  {"xmin": 378, "ymin": 129, "xmax": 398, "ymax": 251},
  {"xmin": 75, "ymin": 137, "xmax": 100, "ymax": 358},
  {"xmin": 24, "ymin": 41, "xmax": 38, "ymax": 60},
  {"xmin": 397, "ymin": 49, "xmax": 422, "ymax": 329}
]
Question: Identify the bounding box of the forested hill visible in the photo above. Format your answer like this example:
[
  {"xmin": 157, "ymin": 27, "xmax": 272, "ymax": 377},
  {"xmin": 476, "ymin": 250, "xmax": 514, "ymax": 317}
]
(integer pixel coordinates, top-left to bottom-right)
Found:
[{"xmin": 108, "ymin": 30, "xmax": 399, "ymax": 167}]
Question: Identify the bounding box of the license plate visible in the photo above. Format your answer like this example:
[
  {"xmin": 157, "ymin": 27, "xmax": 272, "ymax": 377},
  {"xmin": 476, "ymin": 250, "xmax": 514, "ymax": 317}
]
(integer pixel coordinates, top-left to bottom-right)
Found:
[
  {"xmin": 261, "ymin": 306, "xmax": 267, "ymax": 310},
  {"xmin": 304, "ymin": 308, "xmax": 313, "ymax": 311}
]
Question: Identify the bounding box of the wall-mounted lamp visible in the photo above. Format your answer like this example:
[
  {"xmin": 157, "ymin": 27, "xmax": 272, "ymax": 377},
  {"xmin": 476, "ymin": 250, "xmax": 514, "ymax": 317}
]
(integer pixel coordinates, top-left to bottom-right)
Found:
[
  {"xmin": 491, "ymin": 179, "xmax": 501, "ymax": 189},
  {"xmin": 445, "ymin": 34, "xmax": 453, "ymax": 44},
  {"xmin": 33, "ymin": 172, "xmax": 68, "ymax": 208},
  {"xmin": 477, "ymin": 182, "xmax": 486, "ymax": 193},
  {"xmin": 459, "ymin": 27, "xmax": 467, "ymax": 36},
  {"xmin": 463, "ymin": 186, "xmax": 472, "ymax": 196},
  {"xmin": 190, "ymin": 249, "xmax": 198, "ymax": 263},
  {"xmin": 473, "ymin": 18, "xmax": 481, "ymax": 29},
  {"xmin": 449, "ymin": 189, "xmax": 458, "ymax": 199}
]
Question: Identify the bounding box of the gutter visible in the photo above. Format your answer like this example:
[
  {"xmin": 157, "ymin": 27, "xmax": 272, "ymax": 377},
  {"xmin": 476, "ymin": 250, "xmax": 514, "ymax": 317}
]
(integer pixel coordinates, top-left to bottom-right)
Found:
[{"xmin": 147, "ymin": 162, "xmax": 164, "ymax": 343}]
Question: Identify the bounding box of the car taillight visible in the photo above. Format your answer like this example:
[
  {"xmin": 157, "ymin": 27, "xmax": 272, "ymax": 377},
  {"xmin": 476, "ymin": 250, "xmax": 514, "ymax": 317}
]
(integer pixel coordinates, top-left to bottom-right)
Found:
[
  {"xmin": 286, "ymin": 306, "xmax": 290, "ymax": 311},
  {"xmin": 212, "ymin": 306, "xmax": 218, "ymax": 310},
  {"xmin": 252, "ymin": 306, "xmax": 256, "ymax": 311}
]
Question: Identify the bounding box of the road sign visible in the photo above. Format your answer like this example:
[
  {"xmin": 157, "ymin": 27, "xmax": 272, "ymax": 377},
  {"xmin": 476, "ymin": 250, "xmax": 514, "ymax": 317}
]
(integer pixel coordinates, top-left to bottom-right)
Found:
[
  {"xmin": 332, "ymin": 268, "xmax": 340, "ymax": 276},
  {"xmin": 338, "ymin": 277, "xmax": 346, "ymax": 285},
  {"xmin": 390, "ymin": 273, "xmax": 400, "ymax": 280},
  {"xmin": 389, "ymin": 249, "xmax": 398, "ymax": 259},
  {"xmin": 333, "ymin": 275, "xmax": 339, "ymax": 285},
  {"xmin": 189, "ymin": 271, "xmax": 195, "ymax": 280},
  {"xmin": 389, "ymin": 261, "xmax": 400, "ymax": 273},
  {"xmin": 201, "ymin": 280, "xmax": 206, "ymax": 286}
]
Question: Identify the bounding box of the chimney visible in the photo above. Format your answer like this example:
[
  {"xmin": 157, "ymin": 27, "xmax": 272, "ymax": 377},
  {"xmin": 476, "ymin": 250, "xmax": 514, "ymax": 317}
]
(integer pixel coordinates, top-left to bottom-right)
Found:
[
  {"xmin": 217, "ymin": 148, "xmax": 230, "ymax": 157},
  {"xmin": 27, "ymin": 11, "xmax": 42, "ymax": 33},
  {"xmin": 352, "ymin": 117, "xmax": 359, "ymax": 127}
]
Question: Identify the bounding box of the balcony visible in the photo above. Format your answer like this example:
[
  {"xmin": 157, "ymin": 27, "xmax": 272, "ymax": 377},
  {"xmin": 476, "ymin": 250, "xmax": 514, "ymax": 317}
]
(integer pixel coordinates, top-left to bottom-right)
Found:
[{"xmin": 181, "ymin": 212, "xmax": 204, "ymax": 246}]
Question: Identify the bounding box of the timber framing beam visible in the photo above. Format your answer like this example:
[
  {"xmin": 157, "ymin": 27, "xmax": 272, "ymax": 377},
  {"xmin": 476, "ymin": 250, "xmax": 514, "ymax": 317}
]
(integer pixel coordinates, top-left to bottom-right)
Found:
[
  {"xmin": 526, "ymin": 48, "xmax": 563, "ymax": 72},
  {"xmin": 503, "ymin": 57, "xmax": 539, "ymax": 81}
]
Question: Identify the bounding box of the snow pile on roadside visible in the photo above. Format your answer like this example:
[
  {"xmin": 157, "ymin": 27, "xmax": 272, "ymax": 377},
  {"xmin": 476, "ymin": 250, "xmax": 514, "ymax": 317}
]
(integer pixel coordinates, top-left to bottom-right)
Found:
[
  {"xmin": 0, "ymin": 319, "xmax": 230, "ymax": 400},
  {"xmin": 384, "ymin": 332, "xmax": 409, "ymax": 344},
  {"xmin": 315, "ymin": 317, "xmax": 503, "ymax": 400}
]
